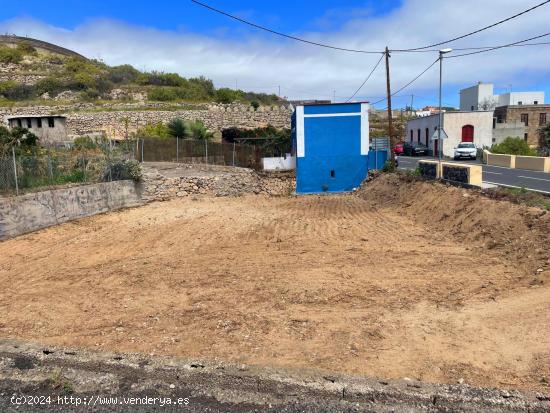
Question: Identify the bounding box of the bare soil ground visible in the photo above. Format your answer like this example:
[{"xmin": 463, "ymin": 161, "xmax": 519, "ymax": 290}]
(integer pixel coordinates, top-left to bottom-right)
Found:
[{"xmin": 0, "ymin": 174, "xmax": 548, "ymax": 392}]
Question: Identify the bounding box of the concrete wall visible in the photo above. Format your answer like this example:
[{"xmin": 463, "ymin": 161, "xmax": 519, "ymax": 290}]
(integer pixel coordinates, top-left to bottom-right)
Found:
[
  {"xmin": 459, "ymin": 83, "xmax": 494, "ymax": 111},
  {"xmin": 498, "ymin": 92, "xmax": 545, "ymax": 106},
  {"xmin": 486, "ymin": 153, "xmax": 516, "ymax": 168},
  {"xmin": 515, "ymin": 155, "xmax": 550, "ymax": 172},
  {"xmin": 492, "ymin": 120, "xmax": 525, "ymax": 144},
  {"xmin": 8, "ymin": 116, "xmax": 68, "ymax": 143},
  {"xmin": 0, "ymin": 180, "xmax": 142, "ymax": 240},
  {"xmin": 262, "ymin": 155, "xmax": 295, "ymax": 171}
]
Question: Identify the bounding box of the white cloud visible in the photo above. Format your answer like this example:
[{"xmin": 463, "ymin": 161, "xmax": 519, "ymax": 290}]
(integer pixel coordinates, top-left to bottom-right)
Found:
[{"xmin": 1, "ymin": 0, "xmax": 549, "ymax": 107}]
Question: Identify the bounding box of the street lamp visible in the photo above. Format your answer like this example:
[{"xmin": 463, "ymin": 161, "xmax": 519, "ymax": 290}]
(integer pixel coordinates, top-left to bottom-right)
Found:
[{"xmin": 438, "ymin": 48, "xmax": 453, "ymax": 161}]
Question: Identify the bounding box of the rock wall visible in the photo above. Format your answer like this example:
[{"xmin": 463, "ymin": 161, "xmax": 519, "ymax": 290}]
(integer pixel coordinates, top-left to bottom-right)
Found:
[
  {"xmin": 0, "ymin": 102, "xmax": 293, "ymax": 138},
  {"xmin": 142, "ymin": 163, "xmax": 294, "ymax": 201},
  {"xmin": 0, "ymin": 180, "xmax": 143, "ymax": 240}
]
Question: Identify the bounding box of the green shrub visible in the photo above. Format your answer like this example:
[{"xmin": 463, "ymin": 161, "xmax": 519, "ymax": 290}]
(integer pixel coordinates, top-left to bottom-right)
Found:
[
  {"xmin": 108, "ymin": 64, "xmax": 140, "ymax": 84},
  {"xmin": 16, "ymin": 41, "xmax": 37, "ymax": 55},
  {"xmin": 186, "ymin": 120, "xmax": 212, "ymax": 140},
  {"xmin": 35, "ymin": 77, "xmax": 64, "ymax": 95},
  {"xmin": 251, "ymin": 100, "xmax": 260, "ymax": 111},
  {"xmin": 0, "ymin": 82, "xmax": 37, "ymax": 100},
  {"xmin": 105, "ymin": 159, "xmax": 142, "ymax": 182},
  {"xmin": 135, "ymin": 122, "xmax": 171, "ymax": 139},
  {"xmin": 73, "ymin": 136, "xmax": 98, "ymax": 150},
  {"xmin": 0, "ymin": 46, "xmax": 23, "ymax": 63},
  {"xmin": 148, "ymin": 87, "xmax": 178, "ymax": 101},
  {"xmin": 490, "ymin": 137, "xmax": 537, "ymax": 156},
  {"xmin": 216, "ymin": 88, "xmax": 243, "ymax": 103}
]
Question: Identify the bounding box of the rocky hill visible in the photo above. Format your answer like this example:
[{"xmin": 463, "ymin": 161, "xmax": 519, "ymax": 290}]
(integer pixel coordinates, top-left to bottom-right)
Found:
[{"xmin": 0, "ymin": 35, "xmax": 284, "ymax": 107}]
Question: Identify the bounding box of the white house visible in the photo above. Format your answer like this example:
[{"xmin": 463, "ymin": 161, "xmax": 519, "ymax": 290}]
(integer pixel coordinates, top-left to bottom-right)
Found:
[
  {"xmin": 405, "ymin": 111, "xmax": 494, "ymax": 158},
  {"xmin": 459, "ymin": 82, "xmax": 544, "ymax": 111}
]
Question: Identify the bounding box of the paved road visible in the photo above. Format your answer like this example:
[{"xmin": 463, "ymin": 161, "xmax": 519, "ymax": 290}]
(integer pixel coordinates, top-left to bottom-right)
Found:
[{"xmin": 397, "ymin": 156, "xmax": 550, "ymax": 193}]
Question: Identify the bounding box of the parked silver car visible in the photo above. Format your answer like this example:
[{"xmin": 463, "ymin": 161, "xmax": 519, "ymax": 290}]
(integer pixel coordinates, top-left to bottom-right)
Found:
[{"xmin": 453, "ymin": 142, "xmax": 477, "ymax": 160}]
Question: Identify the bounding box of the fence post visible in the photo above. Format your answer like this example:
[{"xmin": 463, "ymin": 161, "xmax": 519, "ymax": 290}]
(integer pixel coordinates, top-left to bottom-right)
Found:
[
  {"xmin": 176, "ymin": 137, "xmax": 179, "ymax": 163},
  {"xmin": 141, "ymin": 139, "xmax": 144, "ymax": 162},
  {"xmin": 12, "ymin": 147, "xmax": 18, "ymax": 196},
  {"xmin": 47, "ymin": 155, "xmax": 54, "ymax": 184},
  {"xmin": 205, "ymin": 139, "xmax": 208, "ymax": 164}
]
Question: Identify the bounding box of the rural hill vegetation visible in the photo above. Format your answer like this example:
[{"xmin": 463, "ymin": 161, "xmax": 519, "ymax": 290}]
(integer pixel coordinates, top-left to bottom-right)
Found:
[{"xmin": 0, "ymin": 41, "xmax": 283, "ymax": 106}]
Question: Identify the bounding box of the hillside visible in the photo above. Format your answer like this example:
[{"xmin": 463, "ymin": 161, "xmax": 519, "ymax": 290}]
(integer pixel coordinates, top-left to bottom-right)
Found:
[{"xmin": 0, "ymin": 35, "xmax": 284, "ymax": 107}]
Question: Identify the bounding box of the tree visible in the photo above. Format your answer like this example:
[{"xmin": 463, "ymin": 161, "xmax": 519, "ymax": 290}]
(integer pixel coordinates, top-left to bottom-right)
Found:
[
  {"xmin": 539, "ymin": 123, "xmax": 550, "ymax": 156},
  {"xmin": 186, "ymin": 120, "xmax": 213, "ymax": 140},
  {"xmin": 167, "ymin": 118, "xmax": 188, "ymax": 139},
  {"xmin": 0, "ymin": 126, "xmax": 39, "ymax": 155}
]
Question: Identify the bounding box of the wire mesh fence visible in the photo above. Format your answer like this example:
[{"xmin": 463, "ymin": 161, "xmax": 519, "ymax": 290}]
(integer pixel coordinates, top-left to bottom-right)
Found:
[
  {"xmin": 0, "ymin": 149, "xmax": 137, "ymax": 197},
  {"xmin": 135, "ymin": 138, "xmax": 264, "ymax": 170}
]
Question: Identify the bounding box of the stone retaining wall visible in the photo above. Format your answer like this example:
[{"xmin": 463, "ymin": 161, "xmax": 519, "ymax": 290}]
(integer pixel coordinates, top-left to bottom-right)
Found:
[
  {"xmin": 142, "ymin": 163, "xmax": 294, "ymax": 201},
  {"xmin": 0, "ymin": 180, "xmax": 143, "ymax": 240},
  {"xmin": 0, "ymin": 102, "xmax": 292, "ymax": 138}
]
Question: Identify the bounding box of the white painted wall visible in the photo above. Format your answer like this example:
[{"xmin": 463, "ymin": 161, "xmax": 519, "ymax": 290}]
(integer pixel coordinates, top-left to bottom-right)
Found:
[
  {"xmin": 459, "ymin": 83, "xmax": 494, "ymax": 111},
  {"xmin": 497, "ymin": 92, "xmax": 545, "ymax": 106},
  {"xmin": 406, "ymin": 111, "xmax": 493, "ymax": 157},
  {"xmin": 262, "ymin": 155, "xmax": 296, "ymax": 171}
]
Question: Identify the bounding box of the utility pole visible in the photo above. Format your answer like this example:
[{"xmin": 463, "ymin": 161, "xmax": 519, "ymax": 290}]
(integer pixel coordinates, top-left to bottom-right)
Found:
[
  {"xmin": 410, "ymin": 94, "xmax": 414, "ymax": 115},
  {"xmin": 385, "ymin": 47, "xmax": 395, "ymax": 165}
]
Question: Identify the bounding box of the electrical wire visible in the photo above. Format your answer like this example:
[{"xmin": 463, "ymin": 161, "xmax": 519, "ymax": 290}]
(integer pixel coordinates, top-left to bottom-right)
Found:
[
  {"xmin": 190, "ymin": 0, "xmax": 383, "ymax": 54},
  {"xmin": 446, "ymin": 31, "xmax": 550, "ymax": 58},
  {"xmin": 371, "ymin": 58, "xmax": 439, "ymax": 105},
  {"xmin": 393, "ymin": 0, "xmax": 550, "ymax": 51},
  {"xmin": 345, "ymin": 54, "xmax": 385, "ymax": 102}
]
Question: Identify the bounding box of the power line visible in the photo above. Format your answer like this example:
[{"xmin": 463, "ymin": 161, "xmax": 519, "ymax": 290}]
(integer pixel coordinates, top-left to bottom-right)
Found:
[
  {"xmin": 394, "ymin": 0, "xmax": 550, "ymax": 51},
  {"xmin": 345, "ymin": 54, "xmax": 385, "ymax": 102},
  {"xmin": 191, "ymin": 0, "xmax": 383, "ymax": 54},
  {"xmin": 446, "ymin": 31, "xmax": 550, "ymax": 58},
  {"xmin": 371, "ymin": 58, "xmax": 439, "ymax": 105}
]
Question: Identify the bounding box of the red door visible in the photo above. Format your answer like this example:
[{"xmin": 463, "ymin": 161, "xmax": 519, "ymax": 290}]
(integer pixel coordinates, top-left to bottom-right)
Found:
[{"xmin": 462, "ymin": 125, "xmax": 474, "ymax": 142}]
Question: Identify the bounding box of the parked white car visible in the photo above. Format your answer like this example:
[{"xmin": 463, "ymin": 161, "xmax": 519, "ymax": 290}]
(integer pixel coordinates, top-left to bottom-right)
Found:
[{"xmin": 454, "ymin": 142, "xmax": 477, "ymax": 160}]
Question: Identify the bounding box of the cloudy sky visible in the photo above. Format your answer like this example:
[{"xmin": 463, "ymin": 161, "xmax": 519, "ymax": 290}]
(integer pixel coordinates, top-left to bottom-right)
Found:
[{"xmin": 1, "ymin": 0, "xmax": 549, "ymax": 108}]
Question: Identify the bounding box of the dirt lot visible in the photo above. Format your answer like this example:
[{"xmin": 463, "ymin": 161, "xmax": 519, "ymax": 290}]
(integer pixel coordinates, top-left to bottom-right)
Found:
[{"xmin": 0, "ymin": 174, "xmax": 549, "ymax": 392}]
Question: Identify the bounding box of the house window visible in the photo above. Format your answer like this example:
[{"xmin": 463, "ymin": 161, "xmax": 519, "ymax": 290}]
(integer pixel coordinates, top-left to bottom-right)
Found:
[
  {"xmin": 48, "ymin": 117, "xmax": 55, "ymax": 128},
  {"xmin": 16, "ymin": 119, "xmax": 22, "ymax": 128},
  {"xmin": 524, "ymin": 133, "xmax": 528, "ymax": 141},
  {"xmin": 540, "ymin": 113, "xmax": 547, "ymax": 126},
  {"xmin": 410, "ymin": 129, "xmax": 413, "ymax": 142},
  {"xmin": 520, "ymin": 113, "xmax": 529, "ymax": 126},
  {"xmin": 37, "ymin": 118, "xmax": 42, "ymax": 128},
  {"xmin": 417, "ymin": 129, "xmax": 421, "ymax": 143},
  {"xmin": 425, "ymin": 128, "xmax": 429, "ymax": 144},
  {"xmin": 462, "ymin": 125, "xmax": 474, "ymax": 142},
  {"xmin": 26, "ymin": 118, "xmax": 32, "ymax": 128},
  {"xmin": 534, "ymin": 101, "xmax": 539, "ymax": 105},
  {"xmin": 518, "ymin": 101, "xmax": 523, "ymax": 105},
  {"xmin": 471, "ymin": 105, "xmax": 474, "ymax": 111}
]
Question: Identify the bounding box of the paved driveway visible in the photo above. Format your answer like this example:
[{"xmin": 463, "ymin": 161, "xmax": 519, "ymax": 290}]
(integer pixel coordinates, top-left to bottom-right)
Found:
[{"xmin": 397, "ymin": 156, "xmax": 550, "ymax": 193}]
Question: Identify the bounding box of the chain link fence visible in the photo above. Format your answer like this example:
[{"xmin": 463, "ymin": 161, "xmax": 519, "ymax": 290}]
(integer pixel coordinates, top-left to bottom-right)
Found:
[
  {"xmin": 135, "ymin": 138, "xmax": 264, "ymax": 170},
  {"xmin": 0, "ymin": 147, "xmax": 137, "ymax": 197}
]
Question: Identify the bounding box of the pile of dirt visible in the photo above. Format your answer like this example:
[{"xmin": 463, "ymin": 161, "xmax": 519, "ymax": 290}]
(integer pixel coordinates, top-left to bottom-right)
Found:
[{"xmin": 358, "ymin": 174, "xmax": 550, "ymax": 279}]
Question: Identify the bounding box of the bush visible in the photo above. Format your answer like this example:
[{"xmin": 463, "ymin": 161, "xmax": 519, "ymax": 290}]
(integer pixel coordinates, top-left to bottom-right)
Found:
[
  {"xmin": 0, "ymin": 82, "xmax": 37, "ymax": 100},
  {"xmin": 16, "ymin": 41, "xmax": 37, "ymax": 55},
  {"xmin": 216, "ymin": 88, "xmax": 243, "ymax": 103},
  {"xmin": 35, "ymin": 77, "xmax": 64, "ymax": 95},
  {"xmin": 148, "ymin": 87, "xmax": 178, "ymax": 101},
  {"xmin": 108, "ymin": 64, "xmax": 140, "ymax": 84},
  {"xmin": 490, "ymin": 137, "xmax": 537, "ymax": 156},
  {"xmin": 186, "ymin": 120, "xmax": 212, "ymax": 140},
  {"xmin": 135, "ymin": 122, "xmax": 171, "ymax": 139},
  {"xmin": 0, "ymin": 46, "xmax": 23, "ymax": 63},
  {"xmin": 105, "ymin": 159, "xmax": 142, "ymax": 182}
]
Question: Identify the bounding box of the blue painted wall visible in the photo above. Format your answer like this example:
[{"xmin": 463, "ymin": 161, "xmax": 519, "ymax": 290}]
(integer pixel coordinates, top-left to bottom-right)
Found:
[
  {"xmin": 367, "ymin": 150, "xmax": 388, "ymax": 170},
  {"xmin": 294, "ymin": 103, "xmax": 369, "ymax": 194}
]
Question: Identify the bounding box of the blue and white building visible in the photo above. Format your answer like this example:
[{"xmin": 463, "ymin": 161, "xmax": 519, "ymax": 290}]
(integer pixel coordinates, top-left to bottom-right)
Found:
[{"xmin": 293, "ymin": 102, "xmax": 370, "ymax": 194}]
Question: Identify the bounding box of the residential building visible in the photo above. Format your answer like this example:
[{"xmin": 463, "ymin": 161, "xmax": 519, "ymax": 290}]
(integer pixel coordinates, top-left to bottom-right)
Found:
[
  {"xmin": 293, "ymin": 102, "xmax": 369, "ymax": 194},
  {"xmin": 459, "ymin": 82, "xmax": 544, "ymax": 111},
  {"xmin": 405, "ymin": 111, "xmax": 493, "ymax": 158},
  {"xmin": 7, "ymin": 115, "xmax": 68, "ymax": 144},
  {"xmin": 493, "ymin": 104, "xmax": 550, "ymax": 147}
]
